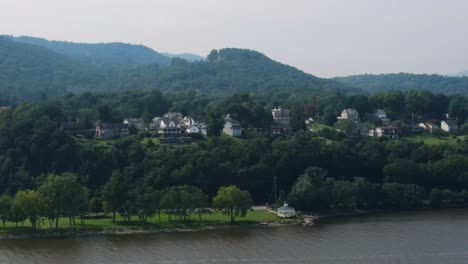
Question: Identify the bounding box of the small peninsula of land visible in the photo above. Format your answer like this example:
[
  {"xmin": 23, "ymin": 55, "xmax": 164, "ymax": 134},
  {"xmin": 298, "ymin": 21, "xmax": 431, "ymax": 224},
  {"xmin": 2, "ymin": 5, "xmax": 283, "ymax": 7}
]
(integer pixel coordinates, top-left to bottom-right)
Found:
[{"xmin": 0, "ymin": 210, "xmax": 298, "ymax": 238}]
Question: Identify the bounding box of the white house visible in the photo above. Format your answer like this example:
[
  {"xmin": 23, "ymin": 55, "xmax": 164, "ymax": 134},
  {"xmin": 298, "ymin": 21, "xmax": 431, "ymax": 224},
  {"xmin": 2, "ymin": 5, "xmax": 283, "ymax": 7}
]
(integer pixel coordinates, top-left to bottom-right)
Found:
[
  {"xmin": 186, "ymin": 124, "xmax": 201, "ymax": 134},
  {"xmin": 223, "ymin": 114, "xmax": 242, "ymax": 137},
  {"xmin": 271, "ymin": 107, "xmax": 290, "ymax": 135},
  {"xmin": 181, "ymin": 116, "xmax": 196, "ymax": 127},
  {"xmin": 272, "ymin": 107, "xmax": 290, "ymax": 126},
  {"xmin": 123, "ymin": 118, "xmax": 145, "ymax": 130},
  {"xmin": 277, "ymin": 202, "xmax": 296, "ymax": 218},
  {"xmin": 374, "ymin": 109, "xmax": 390, "ymax": 122},
  {"xmin": 305, "ymin": 117, "xmax": 314, "ymax": 125},
  {"xmin": 369, "ymin": 127, "xmax": 400, "ymax": 139},
  {"xmin": 441, "ymin": 120, "xmax": 458, "ymax": 133},
  {"xmin": 337, "ymin": 108, "xmax": 360, "ymax": 123},
  {"xmin": 159, "ymin": 113, "xmax": 182, "ymax": 138},
  {"xmin": 418, "ymin": 122, "xmax": 440, "ymax": 133},
  {"xmin": 0, "ymin": 106, "xmax": 11, "ymax": 113}
]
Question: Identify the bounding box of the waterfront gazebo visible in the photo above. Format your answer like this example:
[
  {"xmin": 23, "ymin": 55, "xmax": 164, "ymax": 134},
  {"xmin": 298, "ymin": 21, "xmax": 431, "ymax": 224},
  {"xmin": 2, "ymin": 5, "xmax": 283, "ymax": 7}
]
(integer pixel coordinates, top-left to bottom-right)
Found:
[{"xmin": 277, "ymin": 202, "xmax": 296, "ymax": 218}]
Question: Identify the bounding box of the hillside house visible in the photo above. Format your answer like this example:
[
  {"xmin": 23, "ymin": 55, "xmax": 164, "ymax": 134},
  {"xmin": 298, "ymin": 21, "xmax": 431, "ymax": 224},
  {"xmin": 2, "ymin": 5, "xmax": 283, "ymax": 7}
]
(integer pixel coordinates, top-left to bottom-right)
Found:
[
  {"xmin": 150, "ymin": 113, "xmax": 203, "ymax": 142},
  {"xmin": 374, "ymin": 109, "xmax": 390, "ymax": 122},
  {"xmin": 149, "ymin": 117, "xmax": 161, "ymax": 130},
  {"xmin": 186, "ymin": 124, "xmax": 201, "ymax": 134},
  {"xmin": 272, "ymin": 107, "xmax": 290, "ymax": 126},
  {"xmin": 95, "ymin": 121, "xmax": 129, "ymax": 139},
  {"xmin": 123, "ymin": 118, "xmax": 145, "ymax": 130},
  {"xmin": 271, "ymin": 107, "xmax": 290, "ymax": 135},
  {"xmin": 0, "ymin": 106, "xmax": 11, "ymax": 113},
  {"xmin": 223, "ymin": 114, "xmax": 242, "ymax": 137},
  {"xmin": 337, "ymin": 108, "xmax": 360, "ymax": 123},
  {"xmin": 418, "ymin": 122, "xmax": 440, "ymax": 133},
  {"xmin": 158, "ymin": 113, "xmax": 182, "ymax": 138},
  {"xmin": 181, "ymin": 116, "xmax": 196, "ymax": 127},
  {"xmin": 369, "ymin": 127, "xmax": 401, "ymax": 139},
  {"xmin": 441, "ymin": 120, "xmax": 458, "ymax": 133}
]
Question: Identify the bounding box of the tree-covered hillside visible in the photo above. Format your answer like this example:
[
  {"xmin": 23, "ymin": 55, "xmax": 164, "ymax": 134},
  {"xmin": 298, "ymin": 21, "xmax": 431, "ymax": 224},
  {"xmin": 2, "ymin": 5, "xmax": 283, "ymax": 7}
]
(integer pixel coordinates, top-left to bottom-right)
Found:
[
  {"xmin": 4, "ymin": 35, "xmax": 171, "ymax": 66},
  {"xmin": 0, "ymin": 37, "xmax": 108, "ymax": 100},
  {"xmin": 334, "ymin": 73, "xmax": 468, "ymax": 94},
  {"xmin": 119, "ymin": 49, "xmax": 349, "ymax": 98},
  {"xmin": 162, "ymin": 52, "xmax": 205, "ymax": 62},
  {"xmin": 0, "ymin": 37, "xmax": 347, "ymax": 100}
]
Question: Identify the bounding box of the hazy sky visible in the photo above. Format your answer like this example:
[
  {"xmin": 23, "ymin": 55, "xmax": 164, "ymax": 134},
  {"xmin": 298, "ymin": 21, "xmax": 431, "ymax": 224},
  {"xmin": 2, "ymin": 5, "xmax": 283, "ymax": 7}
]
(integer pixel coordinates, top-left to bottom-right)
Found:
[{"xmin": 1, "ymin": 0, "xmax": 468, "ymax": 77}]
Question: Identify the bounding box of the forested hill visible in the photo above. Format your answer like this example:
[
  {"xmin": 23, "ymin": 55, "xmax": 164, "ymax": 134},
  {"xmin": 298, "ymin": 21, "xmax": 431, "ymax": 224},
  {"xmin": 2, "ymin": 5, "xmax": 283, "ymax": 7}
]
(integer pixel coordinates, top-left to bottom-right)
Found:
[
  {"xmin": 448, "ymin": 71, "xmax": 468, "ymax": 77},
  {"xmin": 3, "ymin": 35, "xmax": 172, "ymax": 66},
  {"xmin": 334, "ymin": 73, "xmax": 468, "ymax": 94},
  {"xmin": 0, "ymin": 36, "xmax": 348, "ymax": 100},
  {"xmin": 122, "ymin": 48, "xmax": 349, "ymax": 97},
  {"xmin": 0, "ymin": 36, "xmax": 108, "ymax": 100},
  {"xmin": 162, "ymin": 52, "xmax": 205, "ymax": 62}
]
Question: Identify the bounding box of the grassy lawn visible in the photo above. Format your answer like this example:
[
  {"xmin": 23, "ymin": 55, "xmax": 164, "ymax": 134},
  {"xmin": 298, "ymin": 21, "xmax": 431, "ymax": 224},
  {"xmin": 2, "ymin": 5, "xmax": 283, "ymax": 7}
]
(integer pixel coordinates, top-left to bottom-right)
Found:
[
  {"xmin": 403, "ymin": 135, "xmax": 465, "ymax": 145},
  {"xmin": 308, "ymin": 123, "xmax": 334, "ymax": 131},
  {"xmin": 141, "ymin": 138, "xmax": 160, "ymax": 145},
  {"xmin": 74, "ymin": 137, "xmax": 116, "ymax": 147},
  {"xmin": 0, "ymin": 210, "xmax": 287, "ymax": 235}
]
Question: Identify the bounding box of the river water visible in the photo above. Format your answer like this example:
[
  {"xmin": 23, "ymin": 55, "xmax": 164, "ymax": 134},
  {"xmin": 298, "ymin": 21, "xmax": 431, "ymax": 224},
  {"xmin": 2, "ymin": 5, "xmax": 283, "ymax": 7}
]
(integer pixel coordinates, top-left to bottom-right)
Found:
[{"xmin": 1, "ymin": 209, "xmax": 468, "ymax": 264}]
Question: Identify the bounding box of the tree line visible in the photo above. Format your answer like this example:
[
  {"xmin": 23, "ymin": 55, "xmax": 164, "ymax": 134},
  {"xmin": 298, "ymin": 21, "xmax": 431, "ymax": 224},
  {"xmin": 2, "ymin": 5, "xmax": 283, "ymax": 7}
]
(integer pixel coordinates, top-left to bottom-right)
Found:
[
  {"xmin": 0, "ymin": 173, "xmax": 252, "ymax": 231},
  {"xmin": 0, "ymin": 89, "xmax": 467, "ymax": 219}
]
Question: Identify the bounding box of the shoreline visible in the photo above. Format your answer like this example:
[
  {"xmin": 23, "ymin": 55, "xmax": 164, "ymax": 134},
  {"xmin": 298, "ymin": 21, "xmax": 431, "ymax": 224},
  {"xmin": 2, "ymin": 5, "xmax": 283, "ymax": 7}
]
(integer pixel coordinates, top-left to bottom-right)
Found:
[
  {"xmin": 308, "ymin": 206, "xmax": 468, "ymax": 224},
  {"xmin": 0, "ymin": 221, "xmax": 297, "ymax": 240},
  {"xmin": 2, "ymin": 207, "xmax": 468, "ymax": 239}
]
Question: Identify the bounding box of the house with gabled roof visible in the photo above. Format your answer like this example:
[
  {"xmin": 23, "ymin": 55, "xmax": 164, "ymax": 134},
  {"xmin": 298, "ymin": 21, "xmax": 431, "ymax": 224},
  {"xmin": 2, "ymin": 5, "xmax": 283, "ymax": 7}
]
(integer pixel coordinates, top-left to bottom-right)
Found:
[
  {"xmin": 441, "ymin": 120, "xmax": 458, "ymax": 133},
  {"xmin": 223, "ymin": 114, "xmax": 242, "ymax": 137},
  {"xmin": 337, "ymin": 108, "xmax": 360, "ymax": 123},
  {"xmin": 95, "ymin": 120, "xmax": 129, "ymax": 139},
  {"xmin": 123, "ymin": 118, "xmax": 145, "ymax": 131},
  {"xmin": 418, "ymin": 122, "xmax": 440, "ymax": 133},
  {"xmin": 374, "ymin": 109, "xmax": 390, "ymax": 122}
]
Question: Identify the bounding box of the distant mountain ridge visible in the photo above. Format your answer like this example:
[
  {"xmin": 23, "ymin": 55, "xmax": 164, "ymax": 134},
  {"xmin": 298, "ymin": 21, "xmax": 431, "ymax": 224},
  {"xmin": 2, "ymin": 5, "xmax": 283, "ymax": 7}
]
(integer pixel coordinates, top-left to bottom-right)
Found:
[
  {"xmin": 0, "ymin": 36, "xmax": 347, "ymax": 100},
  {"xmin": 2, "ymin": 35, "xmax": 173, "ymax": 66},
  {"xmin": 0, "ymin": 36, "xmax": 107, "ymax": 99},
  {"xmin": 334, "ymin": 73, "xmax": 468, "ymax": 94},
  {"xmin": 447, "ymin": 70, "xmax": 468, "ymax": 77},
  {"xmin": 162, "ymin": 53, "xmax": 205, "ymax": 62}
]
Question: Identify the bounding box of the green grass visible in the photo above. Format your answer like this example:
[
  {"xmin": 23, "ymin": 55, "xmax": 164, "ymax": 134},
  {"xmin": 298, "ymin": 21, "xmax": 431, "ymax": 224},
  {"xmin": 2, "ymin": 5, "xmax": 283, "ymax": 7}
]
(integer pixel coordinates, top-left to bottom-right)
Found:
[
  {"xmin": 403, "ymin": 135, "xmax": 464, "ymax": 146},
  {"xmin": 141, "ymin": 138, "xmax": 160, "ymax": 145},
  {"xmin": 308, "ymin": 123, "xmax": 334, "ymax": 131},
  {"xmin": 0, "ymin": 210, "xmax": 287, "ymax": 235}
]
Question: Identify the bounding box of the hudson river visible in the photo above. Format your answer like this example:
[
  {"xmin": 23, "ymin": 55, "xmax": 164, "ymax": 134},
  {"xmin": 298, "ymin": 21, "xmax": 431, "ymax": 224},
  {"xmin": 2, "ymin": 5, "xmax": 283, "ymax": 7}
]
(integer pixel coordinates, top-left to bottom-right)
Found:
[{"xmin": 2, "ymin": 209, "xmax": 468, "ymax": 264}]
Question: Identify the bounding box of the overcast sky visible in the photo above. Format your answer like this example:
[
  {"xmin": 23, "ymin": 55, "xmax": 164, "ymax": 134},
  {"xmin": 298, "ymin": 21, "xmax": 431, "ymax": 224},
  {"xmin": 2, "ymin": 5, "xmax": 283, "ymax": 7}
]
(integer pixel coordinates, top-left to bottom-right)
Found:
[{"xmin": 1, "ymin": 0, "xmax": 467, "ymax": 77}]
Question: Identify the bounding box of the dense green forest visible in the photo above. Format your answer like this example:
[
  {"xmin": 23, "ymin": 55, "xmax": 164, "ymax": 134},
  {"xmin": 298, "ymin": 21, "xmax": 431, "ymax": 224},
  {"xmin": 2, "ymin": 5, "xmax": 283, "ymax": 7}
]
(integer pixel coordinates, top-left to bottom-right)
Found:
[
  {"xmin": 0, "ymin": 36, "xmax": 348, "ymax": 101},
  {"xmin": 3, "ymin": 35, "xmax": 173, "ymax": 66},
  {"xmin": 3, "ymin": 36, "xmax": 467, "ymax": 104},
  {"xmin": 1, "ymin": 36, "xmax": 468, "ymax": 228},
  {"xmin": 334, "ymin": 73, "xmax": 468, "ymax": 94},
  {"xmin": 0, "ymin": 89, "xmax": 467, "ymax": 220}
]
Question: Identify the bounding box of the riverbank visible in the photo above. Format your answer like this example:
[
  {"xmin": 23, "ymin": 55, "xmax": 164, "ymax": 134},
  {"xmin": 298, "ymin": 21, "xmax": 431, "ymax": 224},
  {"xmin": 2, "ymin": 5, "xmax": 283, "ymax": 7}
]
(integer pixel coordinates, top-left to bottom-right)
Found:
[
  {"xmin": 306, "ymin": 206, "xmax": 468, "ymax": 225},
  {"xmin": 5, "ymin": 207, "xmax": 466, "ymax": 239},
  {"xmin": 0, "ymin": 210, "xmax": 298, "ymax": 239}
]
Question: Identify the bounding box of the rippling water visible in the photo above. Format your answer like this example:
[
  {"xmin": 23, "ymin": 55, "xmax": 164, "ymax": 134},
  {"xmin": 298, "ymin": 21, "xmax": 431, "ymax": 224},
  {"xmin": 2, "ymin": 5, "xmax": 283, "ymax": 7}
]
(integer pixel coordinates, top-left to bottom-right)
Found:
[{"xmin": 1, "ymin": 209, "xmax": 468, "ymax": 264}]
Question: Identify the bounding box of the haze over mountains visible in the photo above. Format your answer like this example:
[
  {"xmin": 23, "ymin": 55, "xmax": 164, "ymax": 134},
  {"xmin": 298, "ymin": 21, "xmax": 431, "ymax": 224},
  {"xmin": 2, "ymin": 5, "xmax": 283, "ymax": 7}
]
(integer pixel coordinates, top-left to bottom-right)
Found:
[
  {"xmin": 333, "ymin": 73, "xmax": 468, "ymax": 94},
  {"xmin": 0, "ymin": 35, "xmax": 467, "ymax": 101},
  {"xmin": 0, "ymin": 35, "xmax": 347, "ymax": 100},
  {"xmin": 447, "ymin": 71, "xmax": 468, "ymax": 77},
  {"xmin": 3, "ymin": 35, "xmax": 201, "ymax": 66}
]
